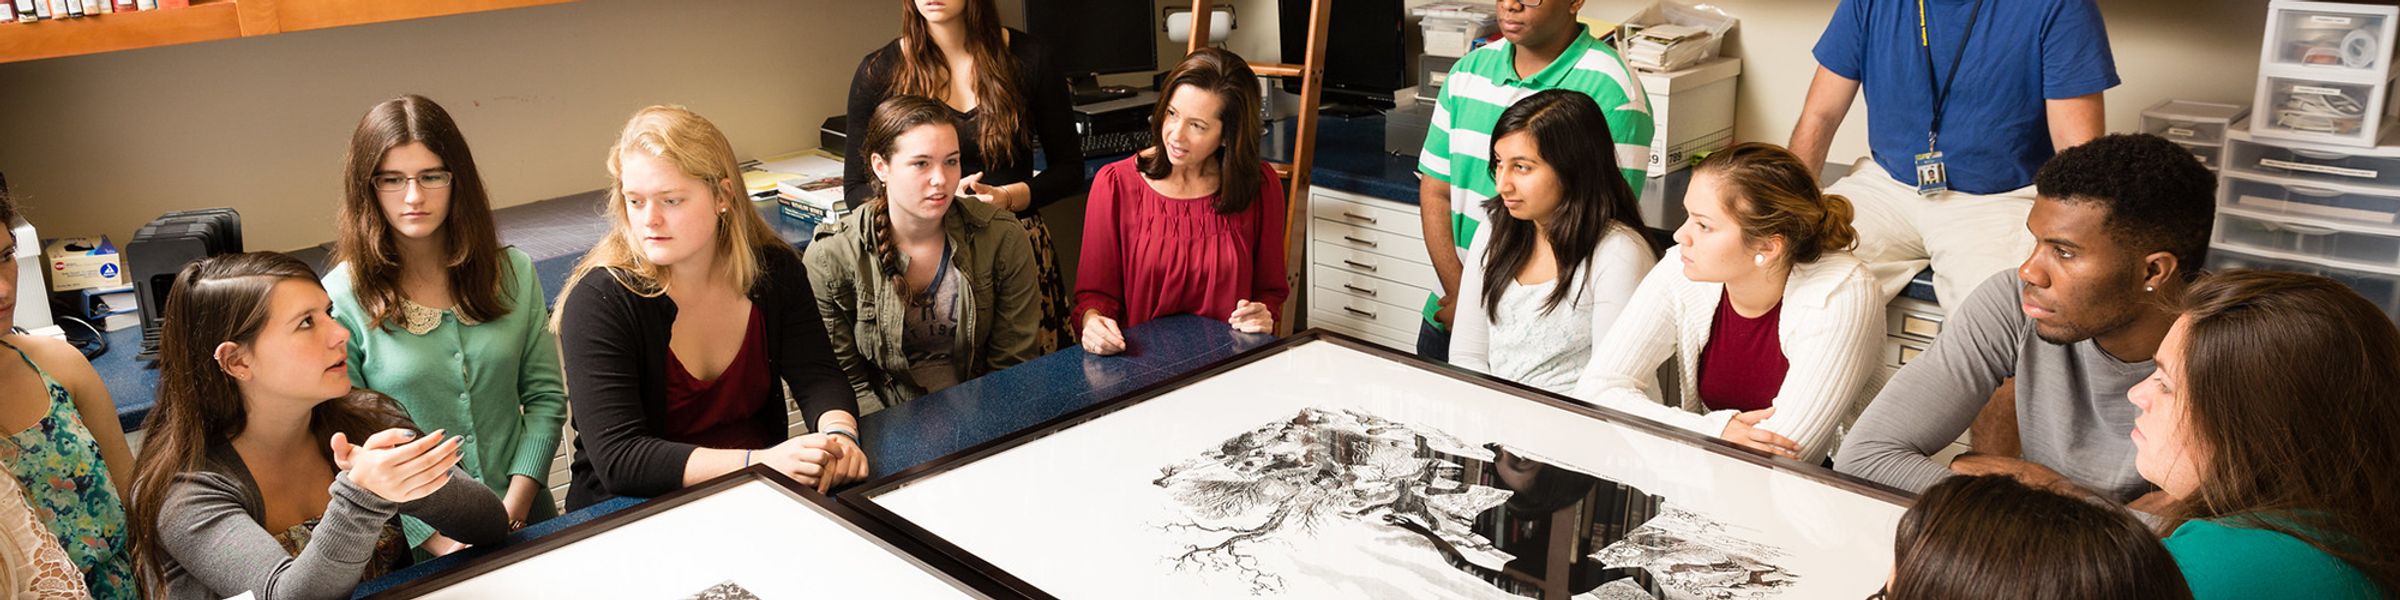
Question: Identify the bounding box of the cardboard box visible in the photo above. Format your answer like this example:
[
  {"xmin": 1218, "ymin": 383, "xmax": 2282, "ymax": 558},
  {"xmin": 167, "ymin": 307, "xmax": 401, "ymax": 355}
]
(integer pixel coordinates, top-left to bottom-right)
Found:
[{"xmin": 44, "ymin": 236, "xmax": 126, "ymax": 291}]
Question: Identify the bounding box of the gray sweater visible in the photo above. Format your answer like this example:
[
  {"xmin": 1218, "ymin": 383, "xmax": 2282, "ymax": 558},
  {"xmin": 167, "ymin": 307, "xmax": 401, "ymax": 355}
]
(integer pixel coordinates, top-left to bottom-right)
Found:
[
  {"xmin": 1835, "ymin": 271, "xmax": 2158, "ymax": 502},
  {"xmin": 156, "ymin": 446, "xmax": 507, "ymax": 600}
]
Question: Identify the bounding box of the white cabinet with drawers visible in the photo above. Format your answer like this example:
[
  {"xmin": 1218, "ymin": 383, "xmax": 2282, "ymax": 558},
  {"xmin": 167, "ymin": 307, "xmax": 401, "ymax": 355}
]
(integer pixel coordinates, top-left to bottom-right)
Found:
[{"xmin": 1302, "ymin": 187, "xmax": 1438, "ymax": 352}]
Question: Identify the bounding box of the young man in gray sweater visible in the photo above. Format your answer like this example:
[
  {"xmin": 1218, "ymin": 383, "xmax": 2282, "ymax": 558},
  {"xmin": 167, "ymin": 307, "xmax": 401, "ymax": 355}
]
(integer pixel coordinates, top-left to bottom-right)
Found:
[{"xmin": 1836, "ymin": 134, "xmax": 2216, "ymax": 508}]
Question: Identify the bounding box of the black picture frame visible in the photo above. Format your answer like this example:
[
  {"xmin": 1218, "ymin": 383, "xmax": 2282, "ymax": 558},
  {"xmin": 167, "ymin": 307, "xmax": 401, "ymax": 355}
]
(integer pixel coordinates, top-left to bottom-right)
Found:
[
  {"xmin": 839, "ymin": 330, "xmax": 1913, "ymax": 598},
  {"xmin": 364, "ymin": 465, "xmax": 1049, "ymax": 599}
]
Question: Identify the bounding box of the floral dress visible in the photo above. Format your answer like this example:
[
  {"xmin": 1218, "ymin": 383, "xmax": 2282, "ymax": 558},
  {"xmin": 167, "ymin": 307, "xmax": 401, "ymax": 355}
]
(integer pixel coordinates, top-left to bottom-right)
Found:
[{"xmin": 0, "ymin": 340, "xmax": 133, "ymax": 599}]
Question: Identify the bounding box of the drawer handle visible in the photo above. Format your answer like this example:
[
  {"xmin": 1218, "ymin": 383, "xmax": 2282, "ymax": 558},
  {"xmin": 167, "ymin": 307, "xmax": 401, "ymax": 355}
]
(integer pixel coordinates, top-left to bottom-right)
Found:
[
  {"xmin": 1341, "ymin": 211, "xmax": 1378, "ymax": 224},
  {"xmin": 2287, "ymin": 184, "xmax": 2344, "ymax": 198},
  {"xmin": 1342, "ymin": 283, "xmax": 1379, "ymax": 297},
  {"xmin": 2279, "ymin": 222, "xmax": 2343, "ymax": 236},
  {"xmin": 1342, "ymin": 235, "xmax": 1379, "ymax": 248},
  {"xmin": 1343, "ymin": 306, "xmax": 1378, "ymax": 318},
  {"xmin": 1341, "ymin": 259, "xmax": 1381, "ymax": 272},
  {"xmin": 2292, "ymin": 148, "xmax": 2353, "ymax": 161}
]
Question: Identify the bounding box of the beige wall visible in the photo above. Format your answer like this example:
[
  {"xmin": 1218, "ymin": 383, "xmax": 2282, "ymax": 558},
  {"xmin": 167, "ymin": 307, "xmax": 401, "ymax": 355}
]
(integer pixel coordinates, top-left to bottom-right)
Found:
[
  {"xmin": 0, "ymin": 0, "xmax": 2287, "ymax": 252},
  {"xmin": 0, "ymin": 0, "xmax": 898, "ymax": 252}
]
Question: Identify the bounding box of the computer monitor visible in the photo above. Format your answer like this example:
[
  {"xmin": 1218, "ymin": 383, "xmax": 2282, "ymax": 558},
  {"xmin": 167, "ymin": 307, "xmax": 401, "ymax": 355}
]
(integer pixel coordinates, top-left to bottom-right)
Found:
[
  {"xmin": 1025, "ymin": 0, "xmax": 1158, "ymax": 104},
  {"xmin": 1280, "ymin": 0, "xmax": 1407, "ymax": 112}
]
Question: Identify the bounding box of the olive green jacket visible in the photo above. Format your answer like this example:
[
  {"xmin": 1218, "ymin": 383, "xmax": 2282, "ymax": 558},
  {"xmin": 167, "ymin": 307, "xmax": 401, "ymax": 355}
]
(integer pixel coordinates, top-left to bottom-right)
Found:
[{"xmin": 805, "ymin": 198, "xmax": 1042, "ymax": 413}]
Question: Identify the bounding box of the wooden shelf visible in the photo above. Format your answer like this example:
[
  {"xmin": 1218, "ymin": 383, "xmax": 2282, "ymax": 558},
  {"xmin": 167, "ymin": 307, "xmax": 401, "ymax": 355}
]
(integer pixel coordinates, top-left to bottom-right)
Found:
[
  {"xmin": 0, "ymin": 0, "xmax": 575, "ymax": 64},
  {"xmin": 0, "ymin": 1, "xmax": 244, "ymax": 64}
]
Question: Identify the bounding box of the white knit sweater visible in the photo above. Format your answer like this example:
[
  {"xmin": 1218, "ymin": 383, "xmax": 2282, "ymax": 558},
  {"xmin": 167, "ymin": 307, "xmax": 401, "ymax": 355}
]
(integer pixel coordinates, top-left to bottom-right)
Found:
[
  {"xmin": 1569, "ymin": 246, "xmax": 1884, "ymax": 463},
  {"xmin": 1452, "ymin": 224, "xmax": 1654, "ymax": 396}
]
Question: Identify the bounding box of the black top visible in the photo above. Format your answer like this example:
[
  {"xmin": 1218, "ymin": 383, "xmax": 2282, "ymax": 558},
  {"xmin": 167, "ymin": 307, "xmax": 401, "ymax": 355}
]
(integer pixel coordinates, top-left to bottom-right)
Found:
[
  {"xmin": 557, "ymin": 245, "xmax": 855, "ymax": 510},
  {"xmin": 843, "ymin": 28, "xmax": 1086, "ymax": 215}
]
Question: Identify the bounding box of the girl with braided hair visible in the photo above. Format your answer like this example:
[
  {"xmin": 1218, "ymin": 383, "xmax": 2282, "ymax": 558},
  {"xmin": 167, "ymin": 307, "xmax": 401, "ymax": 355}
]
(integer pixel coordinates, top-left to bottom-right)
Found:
[{"xmin": 807, "ymin": 95, "xmax": 1041, "ymax": 413}]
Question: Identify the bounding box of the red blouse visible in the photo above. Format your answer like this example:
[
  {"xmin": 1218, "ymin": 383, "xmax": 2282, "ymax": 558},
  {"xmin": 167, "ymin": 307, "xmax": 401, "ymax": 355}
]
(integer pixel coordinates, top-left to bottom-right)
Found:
[
  {"xmin": 661, "ymin": 306, "xmax": 777, "ymax": 450},
  {"xmin": 1696, "ymin": 290, "xmax": 1790, "ymax": 413},
  {"xmin": 1073, "ymin": 158, "xmax": 1289, "ymax": 328}
]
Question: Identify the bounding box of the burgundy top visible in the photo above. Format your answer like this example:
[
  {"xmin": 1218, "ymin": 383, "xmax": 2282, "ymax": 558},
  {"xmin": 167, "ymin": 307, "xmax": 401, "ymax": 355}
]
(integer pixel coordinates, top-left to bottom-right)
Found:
[
  {"xmin": 1696, "ymin": 290, "xmax": 1790, "ymax": 413},
  {"xmin": 1073, "ymin": 158, "xmax": 1289, "ymax": 328},
  {"xmin": 661, "ymin": 306, "xmax": 777, "ymax": 450}
]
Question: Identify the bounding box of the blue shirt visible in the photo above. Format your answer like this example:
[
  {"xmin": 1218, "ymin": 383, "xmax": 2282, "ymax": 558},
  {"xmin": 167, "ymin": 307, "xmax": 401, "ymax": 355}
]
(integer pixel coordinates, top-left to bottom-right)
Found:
[{"xmin": 1814, "ymin": 0, "xmax": 2118, "ymax": 194}]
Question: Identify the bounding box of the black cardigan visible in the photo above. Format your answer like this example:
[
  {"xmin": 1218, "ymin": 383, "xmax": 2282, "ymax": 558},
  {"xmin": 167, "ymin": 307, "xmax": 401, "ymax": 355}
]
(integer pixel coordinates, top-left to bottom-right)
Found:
[
  {"xmin": 842, "ymin": 28, "xmax": 1085, "ymax": 214},
  {"xmin": 558, "ymin": 245, "xmax": 855, "ymax": 510}
]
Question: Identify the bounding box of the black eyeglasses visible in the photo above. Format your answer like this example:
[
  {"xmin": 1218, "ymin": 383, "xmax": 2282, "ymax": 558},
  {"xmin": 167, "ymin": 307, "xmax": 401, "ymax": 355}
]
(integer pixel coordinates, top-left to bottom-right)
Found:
[
  {"xmin": 372, "ymin": 171, "xmax": 454, "ymax": 193},
  {"xmin": 1509, "ymin": 0, "xmax": 1547, "ymax": 7}
]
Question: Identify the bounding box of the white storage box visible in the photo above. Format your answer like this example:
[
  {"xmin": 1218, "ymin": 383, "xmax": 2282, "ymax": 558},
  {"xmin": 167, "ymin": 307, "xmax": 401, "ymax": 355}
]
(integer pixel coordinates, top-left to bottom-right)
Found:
[
  {"xmin": 2227, "ymin": 132, "xmax": 2400, "ymax": 188},
  {"xmin": 2214, "ymin": 206, "xmax": 2400, "ymax": 274},
  {"xmin": 1638, "ymin": 57, "xmax": 1741, "ymax": 177},
  {"xmin": 2142, "ymin": 100, "xmax": 2249, "ymax": 146},
  {"xmin": 2222, "ymin": 171, "xmax": 2400, "ymax": 228},
  {"xmin": 2210, "ymin": 246, "xmax": 2400, "ymax": 322},
  {"xmin": 2263, "ymin": 1, "xmax": 2398, "ymax": 79},
  {"xmin": 2252, "ymin": 71, "xmax": 2398, "ymax": 147}
]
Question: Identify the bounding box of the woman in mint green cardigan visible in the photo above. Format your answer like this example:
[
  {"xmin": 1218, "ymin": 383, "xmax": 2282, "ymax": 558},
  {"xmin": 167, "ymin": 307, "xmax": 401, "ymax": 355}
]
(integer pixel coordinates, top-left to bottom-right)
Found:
[
  {"xmin": 2127, "ymin": 270, "xmax": 2398, "ymax": 599},
  {"xmin": 323, "ymin": 95, "xmax": 567, "ymax": 554}
]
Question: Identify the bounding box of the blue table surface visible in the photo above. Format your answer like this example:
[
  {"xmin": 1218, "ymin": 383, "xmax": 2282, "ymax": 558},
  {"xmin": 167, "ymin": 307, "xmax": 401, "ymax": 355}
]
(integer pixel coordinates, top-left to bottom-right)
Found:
[{"xmin": 350, "ymin": 313, "xmax": 1270, "ymax": 597}]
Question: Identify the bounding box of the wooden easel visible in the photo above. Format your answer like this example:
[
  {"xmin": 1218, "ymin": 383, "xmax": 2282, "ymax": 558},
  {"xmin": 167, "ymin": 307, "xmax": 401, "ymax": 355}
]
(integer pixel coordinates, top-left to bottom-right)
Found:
[{"xmin": 1184, "ymin": 1, "xmax": 1328, "ymax": 334}]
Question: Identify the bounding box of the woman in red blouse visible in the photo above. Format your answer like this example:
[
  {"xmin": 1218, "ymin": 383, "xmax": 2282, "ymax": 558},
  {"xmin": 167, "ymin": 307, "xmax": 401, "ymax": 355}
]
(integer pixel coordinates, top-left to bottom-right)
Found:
[{"xmin": 1073, "ymin": 48, "xmax": 1288, "ymax": 355}]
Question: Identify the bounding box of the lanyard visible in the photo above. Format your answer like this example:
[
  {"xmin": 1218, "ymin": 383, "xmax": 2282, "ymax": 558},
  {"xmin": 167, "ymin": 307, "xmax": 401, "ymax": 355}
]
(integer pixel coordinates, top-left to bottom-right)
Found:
[{"xmin": 1918, "ymin": 0, "xmax": 1986, "ymax": 152}]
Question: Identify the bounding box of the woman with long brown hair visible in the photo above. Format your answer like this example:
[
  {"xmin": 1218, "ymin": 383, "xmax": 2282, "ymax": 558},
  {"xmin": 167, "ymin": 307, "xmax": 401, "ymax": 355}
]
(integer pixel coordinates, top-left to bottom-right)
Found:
[
  {"xmin": 2130, "ymin": 270, "xmax": 2400, "ymax": 599},
  {"xmin": 1072, "ymin": 48, "xmax": 1286, "ymax": 356},
  {"xmin": 1879, "ymin": 474, "xmax": 2191, "ymax": 599},
  {"xmin": 129, "ymin": 253, "xmax": 506, "ymax": 599},
  {"xmin": 844, "ymin": 0, "xmax": 1082, "ymax": 353},
  {"xmin": 554, "ymin": 106, "xmax": 865, "ymax": 510},
  {"xmin": 324, "ymin": 94, "xmax": 567, "ymax": 551},
  {"xmin": 0, "ymin": 186, "xmax": 131, "ymax": 598},
  {"xmin": 1573, "ymin": 143, "xmax": 1882, "ymax": 464},
  {"xmin": 808, "ymin": 96, "xmax": 1040, "ymax": 412}
]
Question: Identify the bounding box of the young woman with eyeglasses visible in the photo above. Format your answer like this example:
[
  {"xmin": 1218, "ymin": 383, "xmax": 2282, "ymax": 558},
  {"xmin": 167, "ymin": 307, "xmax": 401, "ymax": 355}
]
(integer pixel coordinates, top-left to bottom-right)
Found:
[{"xmin": 323, "ymin": 95, "xmax": 567, "ymax": 553}]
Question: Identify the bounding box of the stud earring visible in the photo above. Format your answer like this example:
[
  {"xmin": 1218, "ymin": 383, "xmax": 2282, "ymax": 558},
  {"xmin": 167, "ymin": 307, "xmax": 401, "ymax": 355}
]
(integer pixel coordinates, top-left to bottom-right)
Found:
[
  {"xmin": 1753, "ymin": 254, "xmax": 1766, "ymax": 267},
  {"xmin": 2145, "ymin": 285, "xmax": 2155, "ymax": 292}
]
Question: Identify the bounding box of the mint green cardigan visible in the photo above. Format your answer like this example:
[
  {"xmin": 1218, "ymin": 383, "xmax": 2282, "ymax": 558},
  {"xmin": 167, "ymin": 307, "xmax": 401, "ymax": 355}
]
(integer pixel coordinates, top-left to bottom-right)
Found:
[
  {"xmin": 324, "ymin": 247, "xmax": 568, "ymax": 542},
  {"xmin": 2167, "ymin": 516, "xmax": 2382, "ymax": 599}
]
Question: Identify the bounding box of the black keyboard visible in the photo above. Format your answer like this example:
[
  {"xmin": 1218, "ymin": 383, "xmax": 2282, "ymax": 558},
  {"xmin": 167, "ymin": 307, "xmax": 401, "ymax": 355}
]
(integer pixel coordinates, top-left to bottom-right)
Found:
[{"xmin": 1083, "ymin": 129, "xmax": 1153, "ymax": 157}]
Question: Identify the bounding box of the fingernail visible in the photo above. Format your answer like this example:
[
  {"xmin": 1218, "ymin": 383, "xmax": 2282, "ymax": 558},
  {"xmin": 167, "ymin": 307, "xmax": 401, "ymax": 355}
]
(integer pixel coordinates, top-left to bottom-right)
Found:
[{"xmin": 398, "ymin": 430, "xmax": 417, "ymax": 439}]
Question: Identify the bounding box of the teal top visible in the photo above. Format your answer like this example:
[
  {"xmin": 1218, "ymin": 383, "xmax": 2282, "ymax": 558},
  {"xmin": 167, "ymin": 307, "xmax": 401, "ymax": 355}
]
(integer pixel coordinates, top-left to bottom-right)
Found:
[
  {"xmin": 0, "ymin": 339, "xmax": 134, "ymax": 599},
  {"xmin": 2166, "ymin": 516, "xmax": 2382, "ymax": 599},
  {"xmin": 324, "ymin": 247, "xmax": 567, "ymax": 544}
]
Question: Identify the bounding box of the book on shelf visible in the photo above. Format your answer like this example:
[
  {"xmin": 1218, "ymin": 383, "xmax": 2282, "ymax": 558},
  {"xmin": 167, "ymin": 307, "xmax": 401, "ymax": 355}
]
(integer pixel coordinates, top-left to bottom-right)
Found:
[{"xmin": 135, "ymin": 0, "xmax": 154, "ymax": 9}]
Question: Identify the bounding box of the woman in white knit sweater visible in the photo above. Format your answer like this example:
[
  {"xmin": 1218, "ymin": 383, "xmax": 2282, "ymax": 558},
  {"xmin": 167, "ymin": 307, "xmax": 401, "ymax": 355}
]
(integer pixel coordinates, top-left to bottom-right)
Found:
[
  {"xmin": 1570, "ymin": 143, "xmax": 1882, "ymax": 463},
  {"xmin": 1450, "ymin": 90, "xmax": 1658, "ymax": 396}
]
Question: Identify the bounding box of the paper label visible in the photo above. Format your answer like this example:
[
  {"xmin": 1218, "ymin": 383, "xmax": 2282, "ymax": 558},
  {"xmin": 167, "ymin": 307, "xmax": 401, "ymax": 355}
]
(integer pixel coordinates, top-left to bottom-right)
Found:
[
  {"xmin": 2309, "ymin": 15, "xmax": 2356, "ymax": 26},
  {"xmin": 2166, "ymin": 127, "xmax": 2198, "ymax": 139},
  {"xmin": 2261, "ymin": 158, "xmax": 2379, "ymax": 179},
  {"xmin": 2290, "ymin": 85, "xmax": 2347, "ymax": 97}
]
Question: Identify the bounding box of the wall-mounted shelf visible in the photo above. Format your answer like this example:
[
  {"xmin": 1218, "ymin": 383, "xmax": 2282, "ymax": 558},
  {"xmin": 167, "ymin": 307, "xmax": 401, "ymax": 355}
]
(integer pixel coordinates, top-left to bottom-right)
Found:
[{"xmin": 0, "ymin": 0, "xmax": 574, "ymax": 64}]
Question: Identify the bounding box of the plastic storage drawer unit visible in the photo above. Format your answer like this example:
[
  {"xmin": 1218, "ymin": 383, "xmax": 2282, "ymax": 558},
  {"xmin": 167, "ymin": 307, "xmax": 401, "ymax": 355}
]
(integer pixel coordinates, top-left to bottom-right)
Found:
[
  {"xmin": 2210, "ymin": 247, "xmax": 2400, "ymax": 322},
  {"xmin": 2215, "ymin": 208, "xmax": 2400, "ymax": 273},
  {"xmin": 2229, "ymin": 135, "xmax": 2400, "ymax": 188},
  {"xmin": 2221, "ymin": 172, "xmax": 2400, "ymax": 227},
  {"xmin": 2264, "ymin": 1, "xmax": 2398, "ymax": 78},
  {"xmin": 2142, "ymin": 99, "xmax": 2249, "ymax": 146}
]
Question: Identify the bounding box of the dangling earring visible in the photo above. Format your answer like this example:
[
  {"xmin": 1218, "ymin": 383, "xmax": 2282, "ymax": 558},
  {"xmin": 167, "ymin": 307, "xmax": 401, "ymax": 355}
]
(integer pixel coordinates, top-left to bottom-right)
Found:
[{"xmin": 1753, "ymin": 254, "xmax": 1766, "ymax": 268}]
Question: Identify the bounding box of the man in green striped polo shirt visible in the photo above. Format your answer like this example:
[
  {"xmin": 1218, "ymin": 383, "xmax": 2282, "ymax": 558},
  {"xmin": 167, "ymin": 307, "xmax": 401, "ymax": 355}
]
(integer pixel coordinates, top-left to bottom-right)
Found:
[{"xmin": 1414, "ymin": 0, "xmax": 1655, "ymax": 361}]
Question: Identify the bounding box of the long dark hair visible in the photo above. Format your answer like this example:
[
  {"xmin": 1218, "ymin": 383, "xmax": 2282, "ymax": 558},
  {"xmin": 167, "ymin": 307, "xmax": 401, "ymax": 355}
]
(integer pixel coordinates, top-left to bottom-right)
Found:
[
  {"xmin": 1137, "ymin": 48, "xmax": 1265, "ymax": 215},
  {"xmin": 333, "ymin": 94, "xmax": 513, "ymax": 332},
  {"xmin": 1890, "ymin": 475, "xmax": 2192, "ymax": 600},
  {"xmin": 2170, "ymin": 270, "xmax": 2400, "ymax": 593},
  {"xmin": 863, "ymin": 95, "xmax": 964, "ymax": 302},
  {"xmin": 892, "ymin": 0, "xmax": 1024, "ymax": 166},
  {"xmin": 128, "ymin": 252, "xmax": 413, "ymax": 594},
  {"xmin": 1478, "ymin": 90, "xmax": 1647, "ymax": 321}
]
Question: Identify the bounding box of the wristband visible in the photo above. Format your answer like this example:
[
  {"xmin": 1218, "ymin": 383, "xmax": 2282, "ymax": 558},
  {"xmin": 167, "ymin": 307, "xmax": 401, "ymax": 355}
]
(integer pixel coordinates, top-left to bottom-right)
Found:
[{"xmin": 825, "ymin": 428, "xmax": 860, "ymax": 447}]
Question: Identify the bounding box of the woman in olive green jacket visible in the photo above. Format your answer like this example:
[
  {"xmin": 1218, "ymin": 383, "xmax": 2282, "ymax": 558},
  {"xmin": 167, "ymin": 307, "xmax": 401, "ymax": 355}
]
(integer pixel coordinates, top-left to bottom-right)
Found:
[{"xmin": 807, "ymin": 95, "xmax": 1043, "ymax": 413}]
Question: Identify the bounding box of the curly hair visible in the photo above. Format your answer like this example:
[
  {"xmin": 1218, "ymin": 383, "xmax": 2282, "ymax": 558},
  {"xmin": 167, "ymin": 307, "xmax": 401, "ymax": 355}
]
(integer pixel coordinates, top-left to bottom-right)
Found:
[{"xmin": 2033, "ymin": 134, "xmax": 2217, "ymax": 281}]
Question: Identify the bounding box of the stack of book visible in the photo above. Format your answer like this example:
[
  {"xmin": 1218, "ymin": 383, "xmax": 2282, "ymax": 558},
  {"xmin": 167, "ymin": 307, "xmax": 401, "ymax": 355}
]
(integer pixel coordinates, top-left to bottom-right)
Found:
[
  {"xmin": 738, "ymin": 149, "xmax": 849, "ymax": 229},
  {"xmin": 1624, "ymin": 23, "xmax": 1714, "ymax": 72},
  {"xmin": 12, "ymin": 0, "xmax": 190, "ymax": 22}
]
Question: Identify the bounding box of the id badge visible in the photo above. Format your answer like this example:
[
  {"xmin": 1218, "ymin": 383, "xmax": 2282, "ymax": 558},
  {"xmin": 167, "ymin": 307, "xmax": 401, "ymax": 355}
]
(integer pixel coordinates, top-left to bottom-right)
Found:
[{"xmin": 1913, "ymin": 151, "xmax": 1950, "ymax": 196}]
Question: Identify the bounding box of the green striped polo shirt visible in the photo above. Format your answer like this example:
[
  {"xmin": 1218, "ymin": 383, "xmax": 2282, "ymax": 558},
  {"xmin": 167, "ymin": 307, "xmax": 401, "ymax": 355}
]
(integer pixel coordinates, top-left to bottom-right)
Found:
[{"xmin": 1416, "ymin": 25, "xmax": 1655, "ymax": 326}]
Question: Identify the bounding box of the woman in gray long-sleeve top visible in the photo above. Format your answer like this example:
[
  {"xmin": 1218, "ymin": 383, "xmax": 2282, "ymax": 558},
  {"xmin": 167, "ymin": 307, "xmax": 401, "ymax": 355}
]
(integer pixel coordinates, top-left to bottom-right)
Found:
[{"xmin": 125, "ymin": 253, "xmax": 507, "ymax": 600}]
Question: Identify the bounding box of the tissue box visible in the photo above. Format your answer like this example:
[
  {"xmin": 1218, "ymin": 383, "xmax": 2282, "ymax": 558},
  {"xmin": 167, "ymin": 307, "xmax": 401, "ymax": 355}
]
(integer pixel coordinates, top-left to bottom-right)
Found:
[{"xmin": 44, "ymin": 236, "xmax": 126, "ymax": 291}]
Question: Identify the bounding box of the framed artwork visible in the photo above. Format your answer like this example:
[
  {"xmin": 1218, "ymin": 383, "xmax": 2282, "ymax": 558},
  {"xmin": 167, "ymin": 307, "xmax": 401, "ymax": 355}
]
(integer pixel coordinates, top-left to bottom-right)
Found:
[
  {"xmin": 847, "ymin": 332, "xmax": 1911, "ymax": 600},
  {"xmin": 365, "ymin": 466, "xmax": 1036, "ymax": 599}
]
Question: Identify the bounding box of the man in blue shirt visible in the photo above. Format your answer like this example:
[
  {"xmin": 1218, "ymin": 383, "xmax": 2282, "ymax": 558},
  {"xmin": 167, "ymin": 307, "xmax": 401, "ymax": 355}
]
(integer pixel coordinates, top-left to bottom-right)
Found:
[{"xmin": 1789, "ymin": 0, "xmax": 2118, "ymax": 311}]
